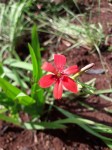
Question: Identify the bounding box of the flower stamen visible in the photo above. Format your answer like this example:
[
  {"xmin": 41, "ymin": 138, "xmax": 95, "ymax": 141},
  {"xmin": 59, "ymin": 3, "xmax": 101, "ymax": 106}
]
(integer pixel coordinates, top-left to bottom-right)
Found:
[{"xmin": 57, "ymin": 72, "xmax": 61, "ymax": 77}]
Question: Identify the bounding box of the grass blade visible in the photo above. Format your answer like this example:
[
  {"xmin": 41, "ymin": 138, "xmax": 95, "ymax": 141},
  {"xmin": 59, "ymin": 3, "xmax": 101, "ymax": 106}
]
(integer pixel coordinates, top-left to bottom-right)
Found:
[
  {"xmin": 54, "ymin": 106, "xmax": 112, "ymax": 144},
  {"xmin": 29, "ymin": 25, "xmax": 44, "ymax": 114},
  {"xmin": 31, "ymin": 24, "xmax": 42, "ymax": 79},
  {"xmin": 24, "ymin": 121, "xmax": 66, "ymax": 130},
  {"xmin": 28, "ymin": 44, "xmax": 38, "ymax": 82}
]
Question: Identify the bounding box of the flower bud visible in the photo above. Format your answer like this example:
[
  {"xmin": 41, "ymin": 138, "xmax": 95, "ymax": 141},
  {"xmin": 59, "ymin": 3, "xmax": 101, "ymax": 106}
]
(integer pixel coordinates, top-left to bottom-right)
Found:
[{"xmin": 81, "ymin": 63, "xmax": 94, "ymax": 72}]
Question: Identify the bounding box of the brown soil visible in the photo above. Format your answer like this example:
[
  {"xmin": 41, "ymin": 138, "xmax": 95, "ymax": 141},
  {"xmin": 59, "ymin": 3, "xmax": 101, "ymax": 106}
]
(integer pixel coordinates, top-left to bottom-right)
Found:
[{"xmin": 0, "ymin": 0, "xmax": 112, "ymax": 150}]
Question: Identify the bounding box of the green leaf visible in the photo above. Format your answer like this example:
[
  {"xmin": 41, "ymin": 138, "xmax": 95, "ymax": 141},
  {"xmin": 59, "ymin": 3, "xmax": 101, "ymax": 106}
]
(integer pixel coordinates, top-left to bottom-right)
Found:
[
  {"xmin": 95, "ymin": 89, "xmax": 112, "ymax": 94},
  {"xmin": 54, "ymin": 106, "xmax": 112, "ymax": 143},
  {"xmin": 0, "ymin": 92, "xmax": 14, "ymax": 107},
  {"xmin": 11, "ymin": 61, "xmax": 32, "ymax": 71},
  {"xmin": 28, "ymin": 44, "xmax": 44, "ymax": 114},
  {"xmin": 3, "ymin": 66, "xmax": 28, "ymax": 89},
  {"xmin": 4, "ymin": 59, "xmax": 33, "ymax": 71},
  {"xmin": 78, "ymin": 123, "xmax": 112, "ymax": 142},
  {"xmin": 24, "ymin": 121, "xmax": 66, "ymax": 130},
  {"xmin": 9, "ymin": 2, "xmax": 26, "ymax": 43},
  {"xmin": 0, "ymin": 113, "xmax": 21, "ymax": 126},
  {"xmin": 0, "ymin": 63, "xmax": 4, "ymax": 76},
  {"xmin": 91, "ymin": 124, "xmax": 112, "ymax": 133},
  {"xmin": 103, "ymin": 140, "xmax": 112, "ymax": 149},
  {"xmin": 31, "ymin": 24, "xmax": 42, "ymax": 79},
  {"xmin": 28, "ymin": 25, "xmax": 44, "ymax": 115},
  {"xmin": 0, "ymin": 77, "xmax": 35, "ymax": 106},
  {"xmin": 14, "ymin": 92, "xmax": 35, "ymax": 106},
  {"xmin": 28, "ymin": 44, "xmax": 38, "ymax": 82},
  {"xmin": 99, "ymin": 94, "xmax": 112, "ymax": 102}
]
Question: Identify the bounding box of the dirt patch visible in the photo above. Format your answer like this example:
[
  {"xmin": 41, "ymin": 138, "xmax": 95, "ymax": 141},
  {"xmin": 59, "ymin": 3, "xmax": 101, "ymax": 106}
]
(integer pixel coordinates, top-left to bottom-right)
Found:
[{"xmin": 0, "ymin": 121, "xmax": 110, "ymax": 150}]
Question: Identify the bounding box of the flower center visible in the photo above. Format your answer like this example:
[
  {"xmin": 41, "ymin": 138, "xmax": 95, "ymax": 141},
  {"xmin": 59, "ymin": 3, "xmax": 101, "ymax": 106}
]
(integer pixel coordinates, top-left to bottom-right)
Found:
[{"xmin": 57, "ymin": 72, "xmax": 61, "ymax": 77}]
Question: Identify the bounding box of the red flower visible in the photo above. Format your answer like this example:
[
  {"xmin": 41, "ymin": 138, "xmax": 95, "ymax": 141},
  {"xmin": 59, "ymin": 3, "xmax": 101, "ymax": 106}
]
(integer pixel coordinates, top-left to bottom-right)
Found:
[{"xmin": 39, "ymin": 54, "xmax": 79, "ymax": 99}]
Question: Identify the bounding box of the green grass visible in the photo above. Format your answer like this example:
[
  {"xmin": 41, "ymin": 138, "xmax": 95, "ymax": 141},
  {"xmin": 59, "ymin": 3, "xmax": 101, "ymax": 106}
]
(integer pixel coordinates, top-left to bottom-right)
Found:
[{"xmin": 0, "ymin": 0, "xmax": 112, "ymax": 148}]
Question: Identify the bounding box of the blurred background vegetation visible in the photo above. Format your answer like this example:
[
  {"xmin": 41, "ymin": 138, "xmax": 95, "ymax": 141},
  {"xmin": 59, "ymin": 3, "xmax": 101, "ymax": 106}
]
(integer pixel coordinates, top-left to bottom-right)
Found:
[{"xmin": 0, "ymin": 0, "xmax": 106, "ymax": 87}]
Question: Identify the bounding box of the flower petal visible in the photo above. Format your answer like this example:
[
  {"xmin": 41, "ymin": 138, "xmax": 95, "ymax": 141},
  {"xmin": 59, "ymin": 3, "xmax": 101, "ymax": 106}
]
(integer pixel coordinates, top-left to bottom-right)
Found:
[
  {"xmin": 42, "ymin": 62, "xmax": 56, "ymax": 73},
  {"xmin": 39, "ymin": 74, "xmax": 55, "ymax": 88},
  {"xmin": 64, "ymin": 65, "xmax": 79, "ymax": 75},
  {"xmin": 54, "ymin": 54, "xmax": 66, "ymax": 71},
  {"xmin": 53, "ymin": 80, "xmax": 63, "ymax": 99},
  {"xmin": 62, "ymin": 76, "xmax": 78, "ymax": 93}
]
